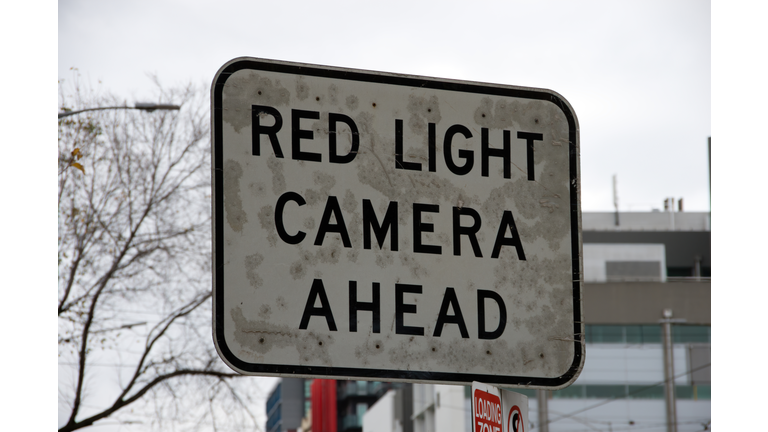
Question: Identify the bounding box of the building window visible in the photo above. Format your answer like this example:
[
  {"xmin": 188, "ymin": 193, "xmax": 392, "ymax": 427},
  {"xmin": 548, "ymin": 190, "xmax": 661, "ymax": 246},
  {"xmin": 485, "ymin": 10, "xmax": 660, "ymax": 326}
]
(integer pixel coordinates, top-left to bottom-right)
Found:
[
  {"xmin": 267, "ymin": 383, "xmax": 281, "ymax": 416},
  {"xmin": 266, "ymin": 405, "xmax": 281, "ymax": 432},
  {"xmin": 586, "ymin": 325, "xmax": 710, "ymax": 344},
  {"xmin": 627, "ymin": 385, "xmax": 664, "ymax": 399},
  {"xmin": 624, "ymin": 325, "xmax": 662, "ymax": 344},
  {"xmin": 356, "ymin": 402, "xmax": 367, "ymax": 419},
  {"xmin": 551, "ymin": 385, "xmax": 583, "ymax": 399},
  {"xmin": 547, "ymin": 384, "xmax": 710, "ymax": 400},
  {"xmin": 585, "ymin": 385, "xmax": 626, "ymax": 399},
  {"xmin": 673, "ymin": 326, "xmax": 711, "ymax": 343}
]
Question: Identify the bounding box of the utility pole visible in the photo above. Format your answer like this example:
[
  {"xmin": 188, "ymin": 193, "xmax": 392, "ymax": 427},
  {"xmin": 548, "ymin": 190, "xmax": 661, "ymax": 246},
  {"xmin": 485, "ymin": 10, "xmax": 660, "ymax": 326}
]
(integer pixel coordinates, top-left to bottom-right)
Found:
[
  {"xmin": 612, "ymin": 175, "xmax": 619, "ymax": 226},
  {"xmin": 708, "ymin": 137, "xmax": 711, "ymax": 212},
  {"xmin": 660, "ymin": 309, "xmax": 686, "ymax": 432},
  {"xmin": 537, "ymin": 389, "xmax": 549, "ymax": 432}
]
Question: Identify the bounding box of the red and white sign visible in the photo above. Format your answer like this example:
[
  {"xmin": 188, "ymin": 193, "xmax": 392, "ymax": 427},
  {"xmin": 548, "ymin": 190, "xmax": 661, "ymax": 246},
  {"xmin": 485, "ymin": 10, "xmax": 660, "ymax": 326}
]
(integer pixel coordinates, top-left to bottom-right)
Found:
[
  {"xmin": 473, "ymin": 382, "xmax": 530, "ymax": 432},
  {"xmin": 473, "ymin": 382, "xmax": 503, "ymax": 432}
]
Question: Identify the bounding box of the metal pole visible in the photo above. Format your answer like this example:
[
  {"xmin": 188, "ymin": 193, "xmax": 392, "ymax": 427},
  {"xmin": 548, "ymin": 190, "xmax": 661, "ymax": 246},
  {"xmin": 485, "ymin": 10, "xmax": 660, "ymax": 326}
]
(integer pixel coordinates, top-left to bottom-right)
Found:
[
  {"xmin": 58, "ymin": 103, "xmax": 180, "ymax": 119},
  {"xmin": 708, "ymin": 137, "xmax": 711, "ymax": 213},
  {"xmin": 669, "ymin": 199, "xmax": 675, "ymax": 230},
  {"xmin": 694, "ymin": 256, "xmax": 702, "ymax": 281},
  {"xmin": 613, "ymin": 175, "xmax": 619, "ymax": 226},
  {"xmin": 660, "ymin": 309, "xmax": 686, "ymax": 432},
  {"xmin": 537, "ymin": 389, "xmax": 549, "ymax": 432}
]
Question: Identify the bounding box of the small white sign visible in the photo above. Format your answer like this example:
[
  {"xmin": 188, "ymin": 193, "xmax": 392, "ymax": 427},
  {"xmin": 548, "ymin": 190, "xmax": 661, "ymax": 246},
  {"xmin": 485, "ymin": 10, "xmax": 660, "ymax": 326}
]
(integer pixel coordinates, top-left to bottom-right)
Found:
[{"xmin": 501, "ymin": 388, "xmax": 529, "ymax": 432}]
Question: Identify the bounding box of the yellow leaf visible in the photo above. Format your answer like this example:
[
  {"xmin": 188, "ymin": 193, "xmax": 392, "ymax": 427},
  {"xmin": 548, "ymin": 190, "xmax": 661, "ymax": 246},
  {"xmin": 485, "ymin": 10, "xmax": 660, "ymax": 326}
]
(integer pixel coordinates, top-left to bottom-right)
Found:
[
  {"xmin": 71, "ymin": 148, "xmax": 82, "ymax": 160},
  {"xmin": 70, "ymin": 162, "xmax": 85, "ymax": 174}
]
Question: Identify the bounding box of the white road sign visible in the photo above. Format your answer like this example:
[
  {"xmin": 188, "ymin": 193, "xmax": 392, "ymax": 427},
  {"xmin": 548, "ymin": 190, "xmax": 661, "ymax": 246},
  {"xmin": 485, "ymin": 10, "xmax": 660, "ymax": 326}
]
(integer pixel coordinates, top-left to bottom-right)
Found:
[
  {"xmin": 501, "ymin": 388, "xmax": 529, "ymax": 432},
  {"xmin": 212, "ymin": 58, "xmax": 584, "ymax": 388}
]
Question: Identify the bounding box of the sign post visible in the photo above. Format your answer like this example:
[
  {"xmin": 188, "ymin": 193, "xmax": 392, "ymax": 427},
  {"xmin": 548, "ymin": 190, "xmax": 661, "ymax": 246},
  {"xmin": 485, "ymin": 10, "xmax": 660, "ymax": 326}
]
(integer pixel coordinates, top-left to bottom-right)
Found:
[{"xmin": 212, "ymin": 57, "xmax": 583, "ymax": 388}]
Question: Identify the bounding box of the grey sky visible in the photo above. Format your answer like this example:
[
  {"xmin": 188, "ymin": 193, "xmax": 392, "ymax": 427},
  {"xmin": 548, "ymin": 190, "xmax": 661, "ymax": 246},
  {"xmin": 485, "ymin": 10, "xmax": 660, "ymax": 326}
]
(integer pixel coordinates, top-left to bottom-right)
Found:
[
  {"xmin": 59, "ymin": 0, "xmax": 711, "ymax": 212},
  {"xmin": 57, "ymin": 0, "xmax": 711, "ymax": 429},
  {"xmin": 48, "ymin": 2, "xmax": 768, "ymax": 430}
]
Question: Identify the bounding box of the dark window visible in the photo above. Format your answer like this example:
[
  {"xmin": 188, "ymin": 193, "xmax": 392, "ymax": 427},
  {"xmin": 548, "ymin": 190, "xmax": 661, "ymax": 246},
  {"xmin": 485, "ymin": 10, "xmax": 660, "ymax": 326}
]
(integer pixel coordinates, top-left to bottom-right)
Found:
[
  {"xmin": 674, "ymin": 326, "xmax": 711, "ymax": 343},
  {"xmin": 267, "ymin": 383, "xmax": 281, "ymax": 415},
  {"xmin": 552, "ymin": 385, "xmax": 584, "ymax": 399},
  {"xmin": 676, "ymin": 385, "xmax": 694, "ymax": 399},
  {"xmin": 586, "ymin": 325, "xmax": 624, "ymax": 343},
  {"xmin": 628, "ymin": 385, "xmax": 664, "ymax": 399},
  {"xmin": 667, "ymin": 266, "xmax": 692, "ymax": 277},
  {"xmin": 585, "ymin": 325, "xmax": 708, "ymax": 344},
  {"xmin": 625, "ymin": 325, "xmax": 642, "ymax": 344},
  {"xmin": 585, "ymin": 385, "xmax": 626, "ymax": 399},
  {"xmin": 641, "ymin": 325, "xmax": 662, "ymax": 343},
  {"xmin": 695, "ymin": 385, "xmax": 711, "ymax": 400}
]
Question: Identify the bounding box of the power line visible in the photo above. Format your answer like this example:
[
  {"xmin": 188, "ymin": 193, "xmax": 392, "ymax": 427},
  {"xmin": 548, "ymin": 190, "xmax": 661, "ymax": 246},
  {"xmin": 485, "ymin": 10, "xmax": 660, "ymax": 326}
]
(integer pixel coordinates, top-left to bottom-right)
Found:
[{"xmin": 548, "ymin": 362, "xmax": 711, "ymax": 425}]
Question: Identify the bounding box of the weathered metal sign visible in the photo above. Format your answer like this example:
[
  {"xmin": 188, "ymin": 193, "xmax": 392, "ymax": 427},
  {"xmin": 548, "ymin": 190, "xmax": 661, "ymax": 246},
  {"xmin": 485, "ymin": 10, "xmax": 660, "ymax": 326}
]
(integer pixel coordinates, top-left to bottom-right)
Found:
[{"xmin": 212, "ymin": 57, "xmax": 583, "ymax": 388}]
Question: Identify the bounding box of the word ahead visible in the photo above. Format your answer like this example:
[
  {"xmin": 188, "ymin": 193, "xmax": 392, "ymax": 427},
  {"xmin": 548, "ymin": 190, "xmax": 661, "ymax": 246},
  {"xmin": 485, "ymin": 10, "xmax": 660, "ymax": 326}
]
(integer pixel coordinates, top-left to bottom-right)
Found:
[{"xmin": 299, "ymin": 280, "xmax": 507, "ymax": 339}]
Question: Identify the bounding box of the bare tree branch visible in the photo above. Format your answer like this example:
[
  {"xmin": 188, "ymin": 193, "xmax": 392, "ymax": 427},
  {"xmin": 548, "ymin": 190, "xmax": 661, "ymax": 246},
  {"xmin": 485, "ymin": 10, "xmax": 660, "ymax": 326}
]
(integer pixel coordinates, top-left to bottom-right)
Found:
[
  {"xmin": 60, "ymin": 369, "xmax": 242, "ymax": 432},
  {"xmin": 58, "ymin": 73, "xmax": 258, "ymax": 432}
]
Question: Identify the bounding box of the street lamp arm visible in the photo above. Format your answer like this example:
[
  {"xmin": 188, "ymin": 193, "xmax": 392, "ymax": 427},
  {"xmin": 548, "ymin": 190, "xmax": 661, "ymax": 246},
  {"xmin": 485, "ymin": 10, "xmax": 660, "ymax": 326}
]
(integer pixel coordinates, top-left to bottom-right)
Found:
[{"xmin": 58, "ymin": 103, "xmax": 181, "ymax": 119}]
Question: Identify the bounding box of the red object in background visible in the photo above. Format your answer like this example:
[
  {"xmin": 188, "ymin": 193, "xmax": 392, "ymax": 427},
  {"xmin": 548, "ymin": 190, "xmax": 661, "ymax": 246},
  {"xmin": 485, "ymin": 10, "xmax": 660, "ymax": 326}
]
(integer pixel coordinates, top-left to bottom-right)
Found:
[
  {"xmin": 474, "ymin": 388, "xmax": 502, "ymax": 432},
  {"xmin": 311, "ymin": 379, "xmax": 337, "ymax": 432}
]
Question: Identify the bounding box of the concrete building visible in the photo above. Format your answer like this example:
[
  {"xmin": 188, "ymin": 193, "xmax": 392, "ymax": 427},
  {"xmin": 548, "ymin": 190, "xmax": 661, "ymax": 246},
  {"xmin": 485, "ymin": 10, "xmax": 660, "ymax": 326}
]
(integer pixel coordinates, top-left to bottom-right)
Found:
[
  {"xmin": 267, "ymin": 378, "xmax": 311, "ymax": 432},
  {"xmin": 363, "ymin": 384, "xmax": 469, "ymax": 432},
  {"xmin": 361, "ymin": 384, "xmax": 414, "ymax": 432},
  {"xmin": 336, "ymin": 380, "xmax": 404, "ymax": 432},
  {"xmin": 268, "ymin": 378, "xmax": 404, "ymax": 432},
  {"xmin": 543, "ymin": 210, "xmax": 711, "ymax": 432}
]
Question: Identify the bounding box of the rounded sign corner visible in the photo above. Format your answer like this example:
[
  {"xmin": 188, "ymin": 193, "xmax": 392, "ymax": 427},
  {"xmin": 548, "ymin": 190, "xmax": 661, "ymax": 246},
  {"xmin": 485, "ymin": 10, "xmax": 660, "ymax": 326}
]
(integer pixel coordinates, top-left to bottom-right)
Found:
[{"xmin": 211, "ymin": 324, "xmax": 246, "ymax": 375}]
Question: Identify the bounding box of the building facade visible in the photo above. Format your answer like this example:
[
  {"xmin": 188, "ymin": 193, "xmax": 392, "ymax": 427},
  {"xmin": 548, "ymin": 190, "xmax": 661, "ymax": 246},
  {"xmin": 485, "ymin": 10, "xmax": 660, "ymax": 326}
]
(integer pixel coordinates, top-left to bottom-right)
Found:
[
  {"xmin": 269, "ymin": 210, "xmax": 711, "ymax": 432},
  {"xmin": 268, "ymin": 378, "xmax": 404, "ymax": 432},
  {"xmin": 267, "ymin": 378, "xmax": 310, "ymax": 432}
]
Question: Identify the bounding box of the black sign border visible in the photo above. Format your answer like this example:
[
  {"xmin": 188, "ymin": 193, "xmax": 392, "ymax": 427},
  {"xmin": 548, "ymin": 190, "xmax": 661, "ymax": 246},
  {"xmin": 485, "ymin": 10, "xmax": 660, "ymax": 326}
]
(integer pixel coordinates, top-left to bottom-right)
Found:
[{"xmin": 212, "ymin": 57, "xmax": 583, "ymax": 388}]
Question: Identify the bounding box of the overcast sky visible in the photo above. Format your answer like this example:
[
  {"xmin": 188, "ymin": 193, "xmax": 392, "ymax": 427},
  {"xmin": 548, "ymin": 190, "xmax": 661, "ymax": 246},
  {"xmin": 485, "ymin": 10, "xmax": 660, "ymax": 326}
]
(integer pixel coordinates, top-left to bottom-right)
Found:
[
  {"xmin": 29, "ymin": 2, "xmax": 768, "ymax": 431},
  {"xmin": 56, "ymin": 2, "xmax": 710, "ymax": 426},
  {"xmin": 58, "ymin": 0, "xmax": 711, "ymax": 213}
]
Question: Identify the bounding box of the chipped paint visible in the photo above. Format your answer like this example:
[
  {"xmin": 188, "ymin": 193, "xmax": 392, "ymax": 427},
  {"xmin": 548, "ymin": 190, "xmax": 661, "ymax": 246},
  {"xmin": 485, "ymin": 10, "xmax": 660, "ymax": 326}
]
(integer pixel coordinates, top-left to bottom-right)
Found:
[
  {"xmin": 245, "ymin": 253, "xmax": 264, "ymax": 288},
  {"xmin": 212, "ymin": 58, "xmax": 583, "ymax": 389},
  {"xmin": 222, "ymin": 70, "xmax": 290, "ymax": 132},
  {"xmin": 222, "ymin": 160, "xmax": 247, "ymax": 232}
]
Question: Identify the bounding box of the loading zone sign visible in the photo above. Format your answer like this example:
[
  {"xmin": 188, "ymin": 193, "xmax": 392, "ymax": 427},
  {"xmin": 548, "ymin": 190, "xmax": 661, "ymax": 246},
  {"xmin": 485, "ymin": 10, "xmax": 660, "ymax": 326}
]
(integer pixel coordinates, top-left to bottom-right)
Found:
[
  {"xmin": 212, "ymin": 58, "xmax": 584, "ymax": 388},
  {"xmin": 472, "ymin": 382, "xmax": 529, "ymax": 432}
]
